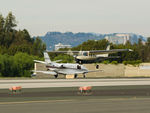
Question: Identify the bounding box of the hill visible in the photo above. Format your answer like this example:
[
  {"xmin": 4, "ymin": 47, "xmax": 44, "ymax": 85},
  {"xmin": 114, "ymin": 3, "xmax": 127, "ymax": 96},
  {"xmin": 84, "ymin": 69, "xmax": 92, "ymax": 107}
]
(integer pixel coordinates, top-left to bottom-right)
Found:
[{"xmin": 38, "ymin": 32, "xmax": 147, "ymax": 50}]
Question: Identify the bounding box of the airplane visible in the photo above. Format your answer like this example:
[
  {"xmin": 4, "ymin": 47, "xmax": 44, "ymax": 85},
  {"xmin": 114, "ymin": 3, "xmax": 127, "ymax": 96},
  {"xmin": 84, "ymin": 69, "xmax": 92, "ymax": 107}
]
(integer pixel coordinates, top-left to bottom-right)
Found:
[
  {"xmin": 48, "ymin": 45, "xmax": 133, "ymax": 63},
  {"xmin": 33, "ymin": 52, "xmax": 102, "ymax": 78}
]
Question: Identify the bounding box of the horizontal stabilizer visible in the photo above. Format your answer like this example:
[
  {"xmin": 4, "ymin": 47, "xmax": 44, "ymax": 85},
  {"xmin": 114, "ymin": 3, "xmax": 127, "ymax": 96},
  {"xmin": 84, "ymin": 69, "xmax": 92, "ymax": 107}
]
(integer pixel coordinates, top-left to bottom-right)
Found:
[
  {"xmin": 53, "ymin": 60, "xmax": 62, "ymax": 63},
  {"xmin": 88, "ymin": 70, "xmax": 103, "ymax": 73},
  {"xmin": 34, "ymin": 60, "xmax": 47, "ymax": 64}
]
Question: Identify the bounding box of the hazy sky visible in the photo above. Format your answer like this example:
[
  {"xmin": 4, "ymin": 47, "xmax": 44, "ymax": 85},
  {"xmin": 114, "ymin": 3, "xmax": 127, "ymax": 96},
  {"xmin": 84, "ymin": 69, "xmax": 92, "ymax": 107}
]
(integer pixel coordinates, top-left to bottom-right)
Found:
[{"xmin": 0, "ymin": 0, "xmax": 150, "ymax": 37}]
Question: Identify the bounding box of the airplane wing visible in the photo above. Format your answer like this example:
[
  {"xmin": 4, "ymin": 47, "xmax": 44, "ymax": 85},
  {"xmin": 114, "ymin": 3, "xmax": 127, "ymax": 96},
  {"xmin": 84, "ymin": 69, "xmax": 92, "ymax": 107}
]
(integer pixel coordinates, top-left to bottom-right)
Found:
[
  {"xmin": 53, "ymin": 60, "xmax": 62, "ymax": 63},
  {"xmin": 55, "ymin": 68, "xmax": 103, "ymax": 75},
  {"xmin": 34, "ymin": 59, "xmax": 62, "ymax": 63},
  {"xmin": 48, "ymin": 50, "xmax": 79, "ymax": 55},
  {"xmin": 55, "ymin": 68, "xmax": 87, "ymax": 75},
  {"xmin": 33, "ymin": 69, "xmax": 84, "ymax": 75},
  {"xmin": 87, "ymin": 70, "xmax": 103, "ymax": 73},
  {"xmin": 34, "ymin": 60, "xmax": 47, "ymax": 64},
  {"xmin": 89, "ymin": 49, "xmax": 133, "ymax": 54},
  {"xmin": 33, "ymin": 70, "xmax": 57, "ymax": 75},
  {"xmin": 48, "ymin": 49, "xmax": 132, "ymax": 55},
  {"xmin": 33, "ymin": 69, "xmax": 103, "ymax": 75}
]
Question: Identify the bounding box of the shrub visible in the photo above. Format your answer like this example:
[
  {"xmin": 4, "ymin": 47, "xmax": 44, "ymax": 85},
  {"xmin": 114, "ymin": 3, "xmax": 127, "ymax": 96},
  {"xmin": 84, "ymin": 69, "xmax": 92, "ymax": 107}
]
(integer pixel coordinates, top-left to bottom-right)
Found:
[
  {"xmin": 123, "ymin": 60, "xmax": 142, "ymax": 66},
  {"xmin": 111, "ymin": 61, "xmax": 118, "ymax": 65},
  {"xmin": 102, "ymin": 60, "xmax": 110, "ymax": 64}
]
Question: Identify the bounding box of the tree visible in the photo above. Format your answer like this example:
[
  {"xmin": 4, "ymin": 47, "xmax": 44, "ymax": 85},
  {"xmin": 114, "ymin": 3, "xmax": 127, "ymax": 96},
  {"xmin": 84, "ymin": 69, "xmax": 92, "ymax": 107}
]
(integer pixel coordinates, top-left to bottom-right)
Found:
[
  {"xmin": 23, "ymin": 29, "xmax": 32, "ymax": 42},
  {"xmin": 32, "ymin": 37, "xmax": 46, "ymax": 57},
  {"xmin": 0, "ymin": 14, "xmax": 4, "ymax": 32},
  {"xmin": 4, "ymin": 12, "xmax": 17, "ymax": 32}
]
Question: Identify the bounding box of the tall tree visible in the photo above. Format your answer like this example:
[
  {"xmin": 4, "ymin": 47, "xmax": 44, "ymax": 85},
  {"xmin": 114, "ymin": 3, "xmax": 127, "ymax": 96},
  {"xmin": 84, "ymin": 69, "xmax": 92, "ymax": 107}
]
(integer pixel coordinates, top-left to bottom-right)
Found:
[
  {"xmin": 0, "ymin": 14, "xmax": 4, "ymax": 32},
  {"xmin": 32, "ymin": 37, "xmax": 46, "ymax": 57},
  {"xmin": 4, "ymin": 12, "xmax": 17, "ymax": 32}
]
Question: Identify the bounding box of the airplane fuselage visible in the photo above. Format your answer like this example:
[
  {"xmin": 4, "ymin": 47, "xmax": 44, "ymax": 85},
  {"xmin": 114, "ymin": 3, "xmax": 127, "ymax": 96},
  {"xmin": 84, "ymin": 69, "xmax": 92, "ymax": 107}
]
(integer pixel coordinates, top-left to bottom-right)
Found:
[
  {"xmin": 46, "ymin": 63, "xmax": 88, "ymax": 75},
  {"xmin": 75, "ymin": 55, "xmax": 109, "ymax": 63}
]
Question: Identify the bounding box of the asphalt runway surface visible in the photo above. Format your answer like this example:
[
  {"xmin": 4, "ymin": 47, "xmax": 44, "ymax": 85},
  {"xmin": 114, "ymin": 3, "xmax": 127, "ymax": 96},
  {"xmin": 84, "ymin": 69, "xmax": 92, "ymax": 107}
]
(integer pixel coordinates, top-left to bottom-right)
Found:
[
  {"xmin": 1, "ymin": 86, "xmax": 150, "ymax": 97},
  {"xmin": 1, "ymin": 98, "xmax": 150, "ymax": 113},
  {"xmin": 1, "ymin": 78, "xmax": 150, "ymax": 113},
  {"xmin": 1, "ymin": 78, "xmax": 150, "ymax": 89}
]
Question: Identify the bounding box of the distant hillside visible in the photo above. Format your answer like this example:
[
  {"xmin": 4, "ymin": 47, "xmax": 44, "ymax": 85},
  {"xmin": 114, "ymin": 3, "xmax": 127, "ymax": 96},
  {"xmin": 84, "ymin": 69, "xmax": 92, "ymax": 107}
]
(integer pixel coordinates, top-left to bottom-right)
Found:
[{"xmin": 38, "ymin": 32, "xmax": 147, "ymax": 50}]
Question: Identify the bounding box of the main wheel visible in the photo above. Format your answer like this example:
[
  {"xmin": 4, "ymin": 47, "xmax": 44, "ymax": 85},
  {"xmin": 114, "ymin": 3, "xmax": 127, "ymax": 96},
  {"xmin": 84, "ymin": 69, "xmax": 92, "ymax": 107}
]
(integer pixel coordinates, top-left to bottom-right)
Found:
[
  {"xmin": 54, "ymin": 74, "xmax": 58, "ymax": 78},
  {"xmin": 83, "ymin": 74, "xmax": 86, "ymax": 78},
  {"xmin": 74, "ymin": 74, "xmax": 78, "ymax": 78}
]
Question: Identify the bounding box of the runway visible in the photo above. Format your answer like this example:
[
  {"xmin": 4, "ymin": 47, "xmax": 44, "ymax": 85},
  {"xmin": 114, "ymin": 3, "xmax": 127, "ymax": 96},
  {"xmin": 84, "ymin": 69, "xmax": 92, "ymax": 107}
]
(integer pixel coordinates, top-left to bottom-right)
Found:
[
  {"xmin": 1, "ymin": 98, "xmax": 150, "ymax": 113},
  {"xmin": 1, "ymin": 78, "xmax": 150, "ymax": 89},
  {"xmin": 1, "ymin": 79, "xmax": 150, "ymax": 113}
]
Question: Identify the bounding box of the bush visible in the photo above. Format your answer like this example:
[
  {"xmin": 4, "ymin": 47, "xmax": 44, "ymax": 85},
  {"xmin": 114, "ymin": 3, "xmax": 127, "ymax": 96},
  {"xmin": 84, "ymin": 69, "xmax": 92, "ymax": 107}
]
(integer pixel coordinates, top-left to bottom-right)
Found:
[
  {"xmin": 0, "ymin": 52, "xmax": 42, "ymax": 77},
  {"xmin": 102, "ymin": 60, "xmax": 110, "ymax": 64},
  {"xmin": 111, "ymin": 61, "xmax": 118, "ymax": 65},
  {"xmin": 123, "ymin": 60, "xmax": 142, "ymax": 66},
  {"xmin": 53, "ymin": 55, "xmax": 74, "ymax": 63},
  {"xmin": 123, "ymin": 61, "xmax": 127, "ymax": 65}
]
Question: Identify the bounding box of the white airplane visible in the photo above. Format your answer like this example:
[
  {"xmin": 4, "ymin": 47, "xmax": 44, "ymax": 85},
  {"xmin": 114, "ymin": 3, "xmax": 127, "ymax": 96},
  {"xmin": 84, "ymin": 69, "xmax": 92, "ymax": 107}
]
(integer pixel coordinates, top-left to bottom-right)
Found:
[
  {"xmin": 33, "ymin": 52, "xmax": 102, "ymax": 78},
  {"xmin": 48, "ymin": 45, "xmax": 132, "ymax": 63}
]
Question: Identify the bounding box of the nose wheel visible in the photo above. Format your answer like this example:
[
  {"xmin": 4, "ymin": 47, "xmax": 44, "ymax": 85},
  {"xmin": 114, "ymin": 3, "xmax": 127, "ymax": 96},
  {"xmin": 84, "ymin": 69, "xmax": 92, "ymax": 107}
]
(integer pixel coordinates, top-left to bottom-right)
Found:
[
  {"xmin": 74, "ymin": 74, "xmax": 78, "ymax": 78},
  {"xmin": 54, "ymin": 74, "xmax": 58, "ymax": 78},
  {"xmin": 83, "ymin": 74, "xmax": 86, "ymax": 78}
]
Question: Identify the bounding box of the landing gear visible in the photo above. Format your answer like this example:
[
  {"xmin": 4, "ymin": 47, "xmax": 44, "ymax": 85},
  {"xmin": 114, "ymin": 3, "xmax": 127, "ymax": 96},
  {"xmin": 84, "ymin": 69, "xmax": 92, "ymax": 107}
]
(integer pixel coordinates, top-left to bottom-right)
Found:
[
  {"xmin": 83, "ymin": 73, "xmax": 86, "ymax": 78},
  {"xmin": 54, "ymin": 74, "xmax": 58, "ymax": 78},
  {"xmin": 74, "ymin": 74, "xmax": 78, "ymax": 78},
  {"xmin": 96, "ymin": 64, "xmax": 99, "ymax": 69},
  {"xmin": 79, "ymin": 61, "xmax": 82, "ymax": 64},
  {"xmin": 76, "ymin": 59, "xmax": 82, "ymax": 64}
]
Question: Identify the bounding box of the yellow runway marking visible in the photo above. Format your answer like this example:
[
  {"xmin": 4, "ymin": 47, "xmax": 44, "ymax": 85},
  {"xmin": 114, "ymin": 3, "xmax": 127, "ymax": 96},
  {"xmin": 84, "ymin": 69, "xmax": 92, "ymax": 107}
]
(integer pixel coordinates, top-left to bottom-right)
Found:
[
  {"xmin": 0, "ymin": 99, "xmax": 74, "ymax": 105},
  {"xmin": 0, "ymin": 97, "xmax": 149, "ymax": 105},
  {"xmin": 88, "ymin": 97, "xmax": 150, "ymax": 102}
]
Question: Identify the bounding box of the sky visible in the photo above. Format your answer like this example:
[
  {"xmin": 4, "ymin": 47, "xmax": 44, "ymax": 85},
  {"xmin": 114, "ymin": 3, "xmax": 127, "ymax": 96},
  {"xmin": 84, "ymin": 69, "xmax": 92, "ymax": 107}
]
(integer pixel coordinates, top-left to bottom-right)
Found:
[{"xmin": 0, "ymin": 0, "xmax": 150, "ymax": 37}]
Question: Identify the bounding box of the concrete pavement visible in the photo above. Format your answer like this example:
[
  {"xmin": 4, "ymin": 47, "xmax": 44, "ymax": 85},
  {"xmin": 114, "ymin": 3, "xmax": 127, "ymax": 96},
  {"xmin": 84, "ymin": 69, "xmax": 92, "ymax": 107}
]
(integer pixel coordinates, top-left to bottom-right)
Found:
[
  {"xmin": 1, "ymin": 78, "xmax": 150, "ymax": 89},
  {"xmin": 0, "ymin": 98, "xmax": 150, "ymax": 113}
]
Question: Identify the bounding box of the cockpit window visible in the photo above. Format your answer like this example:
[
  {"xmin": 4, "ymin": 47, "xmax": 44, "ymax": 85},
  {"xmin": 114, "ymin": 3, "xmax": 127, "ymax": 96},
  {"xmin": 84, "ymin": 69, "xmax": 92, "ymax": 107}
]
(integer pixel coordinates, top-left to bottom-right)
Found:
[
  {"xmin": 83, "ymin": 52, "xmax": 88, "ymax": 56},
  {"xmin": 77, "ymin": 65, "xmax": 81, "ymax": 69}
]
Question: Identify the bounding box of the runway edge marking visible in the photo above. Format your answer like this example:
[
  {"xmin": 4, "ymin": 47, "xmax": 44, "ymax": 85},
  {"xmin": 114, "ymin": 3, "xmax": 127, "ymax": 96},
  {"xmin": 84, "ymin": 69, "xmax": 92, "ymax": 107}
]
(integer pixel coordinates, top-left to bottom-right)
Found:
[{"xmin": 0, "ymin": 99, "xmax": 75, "ymax": 105}]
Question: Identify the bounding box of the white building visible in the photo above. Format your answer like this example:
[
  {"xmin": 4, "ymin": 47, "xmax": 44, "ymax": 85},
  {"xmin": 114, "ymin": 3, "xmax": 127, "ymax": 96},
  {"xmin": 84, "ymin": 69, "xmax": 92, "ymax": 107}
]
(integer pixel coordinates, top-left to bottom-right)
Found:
[
  {"xmin": 55, "ymin": 43, "xmax": 71, "ymax": 51},
  {"xmin": 115, "ymin": 34, "xmax": 130, "ymax": 45},
  {"xmin": 105, "ymin": 33, "xmax": 131, "ymax": 45}
]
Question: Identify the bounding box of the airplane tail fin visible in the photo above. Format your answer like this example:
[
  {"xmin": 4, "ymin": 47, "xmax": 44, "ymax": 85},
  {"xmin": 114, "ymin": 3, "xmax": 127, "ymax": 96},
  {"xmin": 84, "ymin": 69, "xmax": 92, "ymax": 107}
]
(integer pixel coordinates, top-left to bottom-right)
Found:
[
  {"xmin": 101, "ymin": 45, "xmax": 110, "ymax": 57},
  {"xmin": 44, "ymin": 52, "xmax": 52, "ymax": 64},
  {"xmin": 106, "ymin": 45, "xmax": 110, "ymax": 50}
]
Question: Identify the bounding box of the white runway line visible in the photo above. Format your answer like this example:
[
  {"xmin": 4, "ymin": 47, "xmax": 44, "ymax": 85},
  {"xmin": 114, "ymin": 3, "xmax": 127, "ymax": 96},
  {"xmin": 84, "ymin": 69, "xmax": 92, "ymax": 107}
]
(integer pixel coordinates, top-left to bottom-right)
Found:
[{"xmin": 0, "ymin": 78, "xmax": 150, "ymax": 89}]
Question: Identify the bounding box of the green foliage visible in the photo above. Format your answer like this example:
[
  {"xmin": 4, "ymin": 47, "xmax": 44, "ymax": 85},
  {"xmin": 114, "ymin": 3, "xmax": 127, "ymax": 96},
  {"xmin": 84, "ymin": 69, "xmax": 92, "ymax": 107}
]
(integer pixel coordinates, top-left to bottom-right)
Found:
[
  {"xmin": 123, "ymin": 60, "xmax": 142, "ymax": 66},
  {"xmin": 122, "ymin": 61, "xmax": 128, "ymax": 65},
  {"xmin": 0, "ymin": 52, "xmax": 41, "ymax": 77},
  {"xmin": 102, "ymin": 60, "xmax": 110, "ymax": 64},
  {"xmin": 4, "ymin": 12, "xmax": 17, "ymax": 32},
  {"xmin": 111, "ymin": 61, "xmax": 118, "ymax": 65},
  {"xmin": 53, "ymin": 54, "xmax": 74, "ymax": 63},
  {"xmin": 32, "ymin": 37, "xmax": 46, "ymax": 57},
  {"xmin": 72, "ymin": 39, "xmax": 109, "ymax": 51},
  {"xmin": 0, "ymin": 12, "xmax": 45, "ymax": 57}
]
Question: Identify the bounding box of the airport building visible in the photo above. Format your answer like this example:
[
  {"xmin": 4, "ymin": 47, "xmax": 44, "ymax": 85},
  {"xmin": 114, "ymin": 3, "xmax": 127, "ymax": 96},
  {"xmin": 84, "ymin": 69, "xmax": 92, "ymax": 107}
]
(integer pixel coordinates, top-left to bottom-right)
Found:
[
  {"xmin": 105, "ymin": 33, "xmax": 131, "ymax": 45},
  {"xmin": 55, "ymin": 43, "xmax": 71, "ymax": 51}
]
